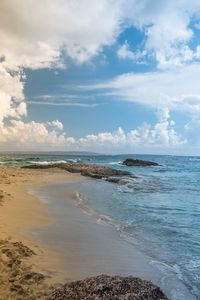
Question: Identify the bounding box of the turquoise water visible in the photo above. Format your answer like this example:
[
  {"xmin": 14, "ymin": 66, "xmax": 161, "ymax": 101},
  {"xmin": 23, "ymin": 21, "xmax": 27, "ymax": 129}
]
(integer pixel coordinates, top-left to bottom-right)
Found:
[{"xmin": 1, "ymin": 153, "xmax": 200, "ymax": 299}]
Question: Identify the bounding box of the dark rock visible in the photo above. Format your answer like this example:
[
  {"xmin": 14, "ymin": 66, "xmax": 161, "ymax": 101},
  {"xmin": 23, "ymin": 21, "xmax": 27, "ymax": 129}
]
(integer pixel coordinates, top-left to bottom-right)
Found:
[
  {"xmin": 80, "ymin": 170, "xmax": 104, "ymax": 179},
  {"xmin": 106, "ymin": 177, "xmax": 122, "ymax": 184},
  {"xmin": 23, "ymin": 163, "xmax": 133, "ymax": 182},
  {"xmin": 122, "ymin": 158, "xmax": 160, "ymax": 167},
  {"xmin": 23, "ymin": 164, "xmax": 53, "ymax": 169},
  {"xmin": 46, "ymin": 274, "xmax": 169, "ymax": 300},
  {"xmin": 106, "ymin": 174, "xmax": 137, "ymax": 184}
]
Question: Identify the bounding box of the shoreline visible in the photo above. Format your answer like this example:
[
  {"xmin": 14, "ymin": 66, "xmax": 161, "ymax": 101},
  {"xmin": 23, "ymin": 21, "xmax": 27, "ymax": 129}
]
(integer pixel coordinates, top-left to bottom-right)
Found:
[
  {"xmin": 30, "ymin": 180, "xmax": 160, "ymax": 280},
  {"xmin": 0, "ymin": 166, "xmax": 191, "ymax": 300}
]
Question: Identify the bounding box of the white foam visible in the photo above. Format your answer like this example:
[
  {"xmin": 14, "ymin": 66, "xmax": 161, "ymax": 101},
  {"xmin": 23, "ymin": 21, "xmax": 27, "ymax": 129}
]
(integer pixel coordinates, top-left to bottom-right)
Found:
[
  {"xmin": 108, "ymin": 161, "xmax": 123, "ymax": 166},
  {"xmin": 189, "ymin": 157, "xmax": 200, "ymax": 161},
  {"xmin": 150, "ymin": 260, "xmax": 196, "ymax": 300},
  {"xmin": 28, "ymin": 160, "xmax": 68, "ymax": 165},
  {"xmin": 75, "ymin": 192, "xmax": 121, "ymax": 229},
  {"xmin": 65, "ymin": 159, "xmax": 78, "ymax": 163}
]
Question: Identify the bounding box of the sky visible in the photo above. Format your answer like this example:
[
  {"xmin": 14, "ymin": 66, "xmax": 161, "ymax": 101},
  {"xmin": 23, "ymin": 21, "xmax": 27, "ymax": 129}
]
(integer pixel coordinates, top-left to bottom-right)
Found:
[{"xmin": 1, "ymin": 0, "xmax": 200, "ymax": 155}]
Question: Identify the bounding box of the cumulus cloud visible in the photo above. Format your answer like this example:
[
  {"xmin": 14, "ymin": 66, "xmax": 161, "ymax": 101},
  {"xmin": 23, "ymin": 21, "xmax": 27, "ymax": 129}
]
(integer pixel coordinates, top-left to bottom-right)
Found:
[
  {"xmin": 1, "ymin": 0, "xmax": 200, "ymax": 151},
  {"xmin": 0, "ymin": 0, "xmax": 126, "ymax": 71},
  {"xmin": 0, "ymin": 120, "xmax": 75, "ymax": 150},
  {"xmin": 78, "ymin": 109, "xmax": 185, "ymax": 152},
  {"xmin": 0, "ymin": 0, "xmax": 126, "ymax": 148},
  {"xmin": 122, "ymin": 0, "xmax": 200, "ymax": 68},
  {"xmin": 47, "ymin": 120, "xmax": 64, "ymax": 131},
  {"xmin": 1, "ymin": 0, "xmax": 200, "ymax": 73},
  {"xmin": 1, "ymin": 0, "xmax": 138, "ymax": 146},
  {"xmin": 0, "ymin": 108, "xmax": 185, "ymax": 153},
  {"xmin": 0, "ymin": 65, "xmax": 26, "ymax": 127}
]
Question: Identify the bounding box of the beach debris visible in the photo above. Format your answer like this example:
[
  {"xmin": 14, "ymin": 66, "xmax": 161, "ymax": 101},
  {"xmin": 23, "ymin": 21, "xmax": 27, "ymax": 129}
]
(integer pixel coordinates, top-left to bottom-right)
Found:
[
  {"xmin": 46, "ymin": 274, "xmax": 169, "ymax": 300},
  {"xmin": 122, "ymin": 158, "xmax": 160, "ymax": 167}
]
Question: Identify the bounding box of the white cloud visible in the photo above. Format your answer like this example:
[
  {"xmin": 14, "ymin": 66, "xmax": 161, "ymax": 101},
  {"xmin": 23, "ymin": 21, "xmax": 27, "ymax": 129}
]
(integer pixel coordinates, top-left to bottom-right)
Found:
[
  {"xmin": 1, "ymin": 0, "xmax": 200, "ymax": 152},
  {"xmin": 78, "ymin": 109, "xmax": 185, "ymax": 152},
  {"xmin": 79, "ymin": 127, "xmax": 127, "ymax": 146},
  {"xmin": 0, "ymin": 0, "xmax": 127, "ymax": 149},
  {"xmin": 0, "ymin": 109, "xmax": 185, "ymax": 153},
  {"xmin": 144, "ymin": 12, "xmax": 193, "ymax": 68},
  {"xmin": 1, "ymin": 0, "xmax": 200, "ymax": 72},
  {"xmin": 122, "ymin": 0, "xmax": 200, "ymax": 68},
  {"xmin": 28, "ymin": 100, "xmax": 100, "ymax": 108},
  {"xmin": 0, "ymin": 0, "xmax": 127, "ymax": 138},
  {"xmin": 0, "ymin": 0, "xmax": 126, "ymax": 71},
  {"xmin": 47, "ymin": 120, "xmax": 64, "ymax": 131},
  {"xmin": 0, "ymin": 120, "xmax": 75, "ymax": 150},
  {"xmin": 91, "ymin": 64, "xmax": 200, "ymax": 114},
  {"xmin": 0, "ymin": 66, "xmax": 26, "ymax": 125},
  {"xmin": 118, "ymin": 41, "xmax": 136, "ymax": 60},
  {"xmin": 117, "ymin": 41, "xmax": 146, "ymax": 63}
]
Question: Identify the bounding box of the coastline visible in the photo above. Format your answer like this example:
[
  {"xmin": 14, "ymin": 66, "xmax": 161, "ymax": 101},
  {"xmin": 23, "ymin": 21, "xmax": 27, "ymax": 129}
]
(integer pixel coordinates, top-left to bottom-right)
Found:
[
  {"xmin": 0, "ymin": 165, "xmax": 193, "ymax": 299},
  {"xmin": 0, "ymin": 166, "xmax": 80, "ymax": 299}
]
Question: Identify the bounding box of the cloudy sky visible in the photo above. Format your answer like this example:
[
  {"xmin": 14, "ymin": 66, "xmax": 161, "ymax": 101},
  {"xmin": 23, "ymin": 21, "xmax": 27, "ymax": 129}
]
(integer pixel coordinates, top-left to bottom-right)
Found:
[{"xmin": 1, "ymin": 0, "xmax": 200, "ymax": 154}]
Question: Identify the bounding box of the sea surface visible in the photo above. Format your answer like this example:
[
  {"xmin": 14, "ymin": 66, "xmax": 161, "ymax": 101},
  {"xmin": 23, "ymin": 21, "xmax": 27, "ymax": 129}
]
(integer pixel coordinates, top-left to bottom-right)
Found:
[{"xmin": 1, "ymin": 152, "xmax": 200, "ymax": 299}]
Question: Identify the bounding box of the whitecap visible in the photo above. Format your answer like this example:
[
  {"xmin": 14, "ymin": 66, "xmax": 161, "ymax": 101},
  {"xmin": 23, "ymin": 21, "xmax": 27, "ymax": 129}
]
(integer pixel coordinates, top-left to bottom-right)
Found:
[{"xmin": 28, "ymin": 160, "xmax": 67, "ymax": 165}]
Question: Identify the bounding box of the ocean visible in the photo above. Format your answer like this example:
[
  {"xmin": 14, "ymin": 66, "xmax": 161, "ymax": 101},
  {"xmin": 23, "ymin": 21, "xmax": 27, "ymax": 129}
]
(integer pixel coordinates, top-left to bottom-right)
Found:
[{"xmin": 1, "ymin": 152, "xmax": 200, "ymax": 299}]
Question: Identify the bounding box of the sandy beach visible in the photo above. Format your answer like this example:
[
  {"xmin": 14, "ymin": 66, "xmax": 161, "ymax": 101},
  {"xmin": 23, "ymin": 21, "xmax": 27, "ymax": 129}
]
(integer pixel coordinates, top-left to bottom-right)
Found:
[
  {"xmin": 0, "ymin": 167, "xmax": 79, "ymax": 299},
  {"xmin": 0, "ymin": 166, "xmax": 169, "ymax": 300},
  {"xmin": 0, "ymin": 165, "xmax": 194, "ymax": 300}
]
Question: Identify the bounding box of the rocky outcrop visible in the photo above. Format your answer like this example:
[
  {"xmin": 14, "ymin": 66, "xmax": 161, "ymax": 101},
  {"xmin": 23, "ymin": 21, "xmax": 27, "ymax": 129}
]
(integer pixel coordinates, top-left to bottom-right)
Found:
[
  {"xmin": 46, "ymin": 274, "xmax": 169, "ymax": 300},
  {"xmin": 122, "ymin": 158, "xmax": 160, "ymax": 167},
  {"xmin": 23, "ymin": 163, "xmax": 133, "ymax": 181}
]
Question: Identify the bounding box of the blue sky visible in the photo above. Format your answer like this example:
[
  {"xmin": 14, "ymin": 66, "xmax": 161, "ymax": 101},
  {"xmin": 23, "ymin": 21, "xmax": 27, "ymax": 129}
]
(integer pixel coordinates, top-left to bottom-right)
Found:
[{"xmin": 1, "ymin": 0, "xmax": 200, "ymax": 154}]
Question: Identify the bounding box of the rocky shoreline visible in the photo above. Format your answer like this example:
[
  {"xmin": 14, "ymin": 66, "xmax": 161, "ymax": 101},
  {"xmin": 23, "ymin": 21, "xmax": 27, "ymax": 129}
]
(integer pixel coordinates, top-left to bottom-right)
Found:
[{"xmin": 23, "ymin": 162, "xmax": 136, "ymax": 183}]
